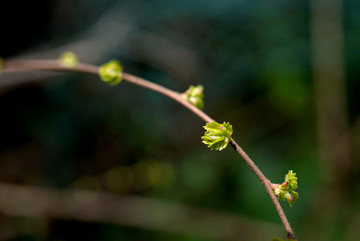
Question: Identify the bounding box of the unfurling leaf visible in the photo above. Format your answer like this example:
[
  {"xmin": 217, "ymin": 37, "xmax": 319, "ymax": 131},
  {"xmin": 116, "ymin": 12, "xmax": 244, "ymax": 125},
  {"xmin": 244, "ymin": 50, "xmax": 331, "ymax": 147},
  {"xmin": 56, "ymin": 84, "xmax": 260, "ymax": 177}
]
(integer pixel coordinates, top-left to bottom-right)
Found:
[{"xmin": 201, "ymin": 121, "xmax": 233, "ymax": 151}]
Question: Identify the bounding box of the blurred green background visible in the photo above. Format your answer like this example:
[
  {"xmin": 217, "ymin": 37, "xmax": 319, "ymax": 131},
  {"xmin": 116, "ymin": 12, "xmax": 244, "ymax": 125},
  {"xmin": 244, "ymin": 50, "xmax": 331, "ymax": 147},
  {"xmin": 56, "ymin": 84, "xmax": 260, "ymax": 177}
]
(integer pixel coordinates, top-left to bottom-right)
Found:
[{"xmin": 0, "ymin": 0, "xmax": 359, "ymax": 240}]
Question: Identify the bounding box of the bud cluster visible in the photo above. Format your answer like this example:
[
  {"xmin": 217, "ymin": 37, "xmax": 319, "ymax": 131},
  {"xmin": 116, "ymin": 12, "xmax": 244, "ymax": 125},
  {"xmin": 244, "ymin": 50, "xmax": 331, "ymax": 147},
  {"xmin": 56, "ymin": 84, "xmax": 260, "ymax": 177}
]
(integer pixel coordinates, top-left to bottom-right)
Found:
[
  {"xmin": 99, "ymin": 60, "xmax": 123, "ymax": 86},
  {"xmin": 182, "ymin": 85, "xmax": 204, "ymax": 109},
  {"xmin": 272, "ymin": 170, "xmax": 298, "ymax": 207}
]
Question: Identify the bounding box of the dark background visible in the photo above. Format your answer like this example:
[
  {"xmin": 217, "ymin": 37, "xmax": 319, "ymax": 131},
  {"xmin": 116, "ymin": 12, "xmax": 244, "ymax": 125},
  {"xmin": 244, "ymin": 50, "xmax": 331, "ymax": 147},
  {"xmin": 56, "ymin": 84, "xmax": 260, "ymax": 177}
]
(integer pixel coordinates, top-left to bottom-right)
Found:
[{"xmin": 0, "ymin": 0, "xmax": 359, "ymax": 240}]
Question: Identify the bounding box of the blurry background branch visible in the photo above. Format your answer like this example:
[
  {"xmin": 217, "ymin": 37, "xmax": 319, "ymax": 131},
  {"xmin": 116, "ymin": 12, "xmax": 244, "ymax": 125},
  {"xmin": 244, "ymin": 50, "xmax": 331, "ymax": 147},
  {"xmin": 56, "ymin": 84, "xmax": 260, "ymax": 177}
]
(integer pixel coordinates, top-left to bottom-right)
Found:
[
  {"xmin": 309, "ymin": 0, "xmax": 353, "ymax": 240},
  {"xmin": 0, "ymin": 182, "xmax": 282, "ymax": 241}
]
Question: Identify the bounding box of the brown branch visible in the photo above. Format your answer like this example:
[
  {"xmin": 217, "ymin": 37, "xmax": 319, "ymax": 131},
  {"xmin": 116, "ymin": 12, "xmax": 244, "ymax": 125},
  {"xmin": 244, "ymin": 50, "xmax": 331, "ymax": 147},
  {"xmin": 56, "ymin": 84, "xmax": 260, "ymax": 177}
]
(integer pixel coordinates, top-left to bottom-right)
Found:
[
  {"xmin": 1, "ymin": 59, "xmax": 297, "ymax": 240},
  {"xmin": 229, "ymin": 139, "xmax": 296, "ymax": 240}
]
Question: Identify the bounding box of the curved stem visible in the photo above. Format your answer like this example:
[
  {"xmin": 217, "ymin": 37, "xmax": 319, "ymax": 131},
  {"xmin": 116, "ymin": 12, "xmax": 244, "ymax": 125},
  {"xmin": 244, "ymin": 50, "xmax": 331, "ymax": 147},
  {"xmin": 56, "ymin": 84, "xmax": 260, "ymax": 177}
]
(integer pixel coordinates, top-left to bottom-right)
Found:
[{"xmin": 1, "ymin": 59, "xmax": 296, "ymax": 240}]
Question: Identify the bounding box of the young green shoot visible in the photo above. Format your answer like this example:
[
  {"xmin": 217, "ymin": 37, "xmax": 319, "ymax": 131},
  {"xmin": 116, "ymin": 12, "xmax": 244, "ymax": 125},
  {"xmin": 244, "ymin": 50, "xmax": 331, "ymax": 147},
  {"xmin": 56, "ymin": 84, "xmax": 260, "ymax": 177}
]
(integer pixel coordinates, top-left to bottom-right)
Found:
[
  {"xmin": 202, "ymin": 121, "xmax": 233, "ymax": 151},
  {"xmin": 272, "ymin": 170, "xmax": 299, "ymax": 207},
  {"xmin": 99, "ymin": 60, "xmax": 123, "ymax": 86},
  {"xmin": 59, "ymin": 52, "xmax": 79, "ymax": 68},
  {"xmin": 182, "ymin": 85, "xmax": 204, "ymax": 109}
]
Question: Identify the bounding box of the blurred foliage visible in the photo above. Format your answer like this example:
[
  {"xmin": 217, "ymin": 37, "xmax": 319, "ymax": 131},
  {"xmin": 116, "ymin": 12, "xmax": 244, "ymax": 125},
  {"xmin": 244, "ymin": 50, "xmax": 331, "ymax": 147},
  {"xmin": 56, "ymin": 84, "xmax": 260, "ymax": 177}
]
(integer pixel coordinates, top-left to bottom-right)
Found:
[{"xmin": 1, "ymin": 0, "xmax": 360, "ymax": 241}]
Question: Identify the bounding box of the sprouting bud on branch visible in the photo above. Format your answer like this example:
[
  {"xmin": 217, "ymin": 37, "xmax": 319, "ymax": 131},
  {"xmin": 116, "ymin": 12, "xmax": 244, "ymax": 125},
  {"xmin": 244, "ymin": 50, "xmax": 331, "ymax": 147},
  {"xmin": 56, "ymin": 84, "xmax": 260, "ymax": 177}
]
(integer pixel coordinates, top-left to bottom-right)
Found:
[
  {"xmin": 59, "ymin": 52, "xmax": 79, "ymax": 68},
  {"xmin": 201, "ymin": 121, "xmax": 233, "ymax": 151},
  {"xmin": 272, "ymin": 170, "xmax": 299, "ymax": 207},
  {"xmin": 182, "ymin": 85, "xmax": 204, "ymax": 109},
  {"xmin": 99, "ymin": 60, "xmax": 123, "ymax": 86}
]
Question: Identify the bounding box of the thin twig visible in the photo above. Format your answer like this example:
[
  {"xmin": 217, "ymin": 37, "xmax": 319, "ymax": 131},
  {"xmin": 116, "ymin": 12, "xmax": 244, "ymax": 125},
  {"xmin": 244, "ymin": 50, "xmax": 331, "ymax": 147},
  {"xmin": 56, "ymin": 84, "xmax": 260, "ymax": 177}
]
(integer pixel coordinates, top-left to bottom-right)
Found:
[{"xmin": 1, "ymin": 59, "xmax": 297, "ymax": 240}]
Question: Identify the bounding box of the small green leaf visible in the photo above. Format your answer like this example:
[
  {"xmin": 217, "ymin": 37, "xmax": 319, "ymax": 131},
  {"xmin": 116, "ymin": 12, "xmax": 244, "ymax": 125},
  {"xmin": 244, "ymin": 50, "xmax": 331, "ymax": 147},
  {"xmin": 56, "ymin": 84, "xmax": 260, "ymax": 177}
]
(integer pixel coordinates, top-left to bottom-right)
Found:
[
  {"xmin": 201, "ymin": 121, "xmax": 233, "ymax": 151},
  {"xmin": 99, "ymin": 60, "xmax": 123, "ymax": 86},
  {"xmin": 272, "ymin": 170, "xmax": 298, "ymax": 207},
  {"xmin": 285, "ymin": 170, "xmax": 298, "ymax": 190},
  {"xmin": 60, "ymin": 52, "xmax": 79, "ymax": 67},
  {"xmin": 182, "ymin": 85, "xmax": 204, "ymax": 109}
]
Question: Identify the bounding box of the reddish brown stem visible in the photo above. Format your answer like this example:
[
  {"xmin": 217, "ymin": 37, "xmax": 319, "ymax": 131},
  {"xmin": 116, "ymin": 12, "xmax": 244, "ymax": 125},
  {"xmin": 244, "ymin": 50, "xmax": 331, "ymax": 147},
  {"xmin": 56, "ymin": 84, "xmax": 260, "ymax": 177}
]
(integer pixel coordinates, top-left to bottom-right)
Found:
[{"xmin": 1, "ymin": 59, "xmax": 297, "ymax": 240}]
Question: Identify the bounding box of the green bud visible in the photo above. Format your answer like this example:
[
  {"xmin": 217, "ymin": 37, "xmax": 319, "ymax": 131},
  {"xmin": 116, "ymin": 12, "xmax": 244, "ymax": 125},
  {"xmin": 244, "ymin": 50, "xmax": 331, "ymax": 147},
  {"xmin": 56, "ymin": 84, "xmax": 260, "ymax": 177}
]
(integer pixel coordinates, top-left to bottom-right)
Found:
[
  {"xmin": 272, "ymin": 170, "xmax": 298, "ymax": 207},
  {"xmin": 60, "ymin": 52, "xmax": 79, "ymax": 67},
  {"xmin": 182, "ymin": 85, "xmax": 204, "ymax": 109},
  {"xmin": 201, "ymin": 121, "xmax": 233, "ymax": 151},
  {"xmin": 99, "ymin": 60, "xmax": 123, "ymax": 86}
]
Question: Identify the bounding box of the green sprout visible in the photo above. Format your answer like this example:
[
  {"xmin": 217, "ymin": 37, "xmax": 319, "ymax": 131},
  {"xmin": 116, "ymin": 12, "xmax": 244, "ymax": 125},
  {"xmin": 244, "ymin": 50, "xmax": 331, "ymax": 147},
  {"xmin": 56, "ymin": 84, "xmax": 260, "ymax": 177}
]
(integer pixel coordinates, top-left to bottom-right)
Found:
[
  {"xmin": 201, "ymin": 121, "xmax": 233, "ymax": 151},
  {"xmin": 272, "ymin": 170, "xmax": 299, "ymax": 207},
  {"xmin": 182, "ymin": 85, "xmax": 204, "ymax": 109},
  {"xmin": 99, "ymin": 60, "xmax": 123, "ymax": 86},
  {"xmin": 60, "ymin": 52, "xmax": 79, "ymax": 67}
]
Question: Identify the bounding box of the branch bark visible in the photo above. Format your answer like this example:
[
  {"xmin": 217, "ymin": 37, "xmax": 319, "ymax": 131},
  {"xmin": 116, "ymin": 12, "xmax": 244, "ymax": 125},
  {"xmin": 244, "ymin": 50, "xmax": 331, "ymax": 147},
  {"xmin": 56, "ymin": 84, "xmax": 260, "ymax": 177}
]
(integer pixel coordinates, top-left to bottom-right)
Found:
[{"xmin": 1, "ymin": 59, "xmax": 297, "ymax": 240}]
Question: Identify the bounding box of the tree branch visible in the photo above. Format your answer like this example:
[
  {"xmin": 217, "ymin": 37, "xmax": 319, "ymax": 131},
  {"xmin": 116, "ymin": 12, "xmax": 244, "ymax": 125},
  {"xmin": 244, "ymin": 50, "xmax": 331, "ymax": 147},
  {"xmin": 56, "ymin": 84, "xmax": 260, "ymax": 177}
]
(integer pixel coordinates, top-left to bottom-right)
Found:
[{"xmin": 1, "ymin": 59, "xmax": 297, "ymax": 240}]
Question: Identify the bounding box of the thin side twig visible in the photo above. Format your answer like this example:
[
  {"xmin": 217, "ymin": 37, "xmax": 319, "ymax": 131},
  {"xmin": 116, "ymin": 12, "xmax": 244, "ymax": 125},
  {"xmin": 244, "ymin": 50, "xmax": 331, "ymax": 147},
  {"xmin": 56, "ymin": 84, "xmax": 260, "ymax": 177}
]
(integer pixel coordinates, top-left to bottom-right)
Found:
[{"xmin": 1, "ymin": 59, "xmax": 297, "ymax": 240}]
